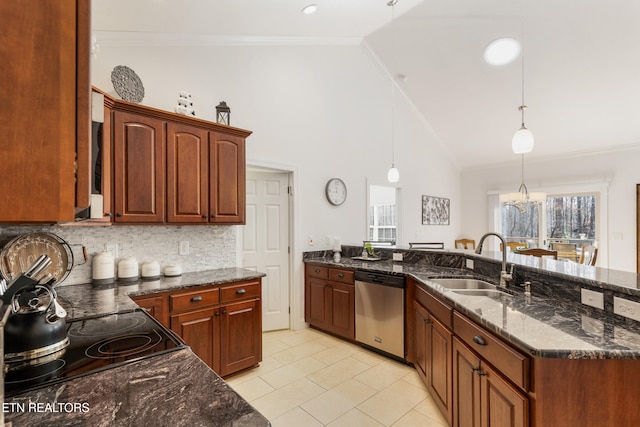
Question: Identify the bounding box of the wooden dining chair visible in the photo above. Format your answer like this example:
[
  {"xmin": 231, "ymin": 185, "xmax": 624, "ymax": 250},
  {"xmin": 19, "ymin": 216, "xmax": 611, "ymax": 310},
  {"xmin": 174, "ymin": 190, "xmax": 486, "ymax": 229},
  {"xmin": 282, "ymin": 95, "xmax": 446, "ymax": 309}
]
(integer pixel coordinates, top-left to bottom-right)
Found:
[
  {"xmin": 578, "ymin": 245, "xmax": 598, "ymax": 266},
  {"xmin": 500, "ymin": 242, "xmax": 527, "ymax": 252},
  {"xmin": 517, "ymin": 248, "xmax": 558, "ymax": 260},
  {"xmin": 454, "ymin": 239, "xmax": 476, "ymax": 250}
]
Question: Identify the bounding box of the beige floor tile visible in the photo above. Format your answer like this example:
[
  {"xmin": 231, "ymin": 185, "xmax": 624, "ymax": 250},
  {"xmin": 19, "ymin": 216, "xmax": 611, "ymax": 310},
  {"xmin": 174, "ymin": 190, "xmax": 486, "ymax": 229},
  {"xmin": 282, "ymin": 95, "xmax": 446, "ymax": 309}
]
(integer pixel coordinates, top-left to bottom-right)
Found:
[
  {"xmin": 309, "ymin": 332, "xmax": 345, "ymax": 348},
  {"xmin": 251, "ymin": 377, "xmax": 325, "ymax": 420},
  {"xmin": 228, "ymin": 376, "xmax": 275, "ymax": 402},
  {"xmin": 270, "ymin": 407, "xmax": 323, "ymax": 427},
  {"xmin": 263, "ymin": 338, "xmax": 291, "ymax": 356},
  {"xmin": 413, "ymin": 396, "xmax": 449, "ymax": 425},
  {"xmin": 351, "ymin": 348, "xmax": 390, "ymax": 366},
  {"xmin": 391, "ymin": 409, "xmax": 448, "ymax": 427},
  {"xmin": 326, "ymin": 408, "xmax": 385, "ymax": 427},
  {"xmin": 307, "ymin": 357, "xmax": 373, "ymax": 390},
  {"xmin": 260, "ymin": 356, "xmax": 327, "ymax": 389},
  {"xmin": 301, "ymin": 379, "xmax": 378, "ymax": 424},
  {"xmin": 401, "ymin": 369, "xmax": 428, "ymax": 390},
  {"xmin": 357, "ymin": 379, "xmax": 430, "ymax": 426},
  {"xmin": 271, "ymin": 340, "xmax": 330, "ymax": 365},
  {"xmin": 224, "ymin": 355, "xmax": 283, "ymax": 386},
  {"xmin": 311, "ymin": 342, "xmax": 361, "ymax": 365},
  {"xmin": 354, "ymin": 359, "xmax": 414, "ymax": 391},
  {"xmin": 277, "ymin": 328, "xmax": 324, "ymax": 347}
]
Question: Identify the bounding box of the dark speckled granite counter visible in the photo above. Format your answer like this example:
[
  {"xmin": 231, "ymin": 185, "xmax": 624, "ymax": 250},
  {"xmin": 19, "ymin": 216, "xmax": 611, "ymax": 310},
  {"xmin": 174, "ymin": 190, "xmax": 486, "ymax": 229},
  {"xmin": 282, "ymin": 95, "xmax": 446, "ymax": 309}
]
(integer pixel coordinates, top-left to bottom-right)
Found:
[
  {"xmin": 4, "ymin": 268, "xmax": 270, "ymax": 427},
  {"xmin": 305, "ymin": 249, "xmax": 640, "ymax": 360}
]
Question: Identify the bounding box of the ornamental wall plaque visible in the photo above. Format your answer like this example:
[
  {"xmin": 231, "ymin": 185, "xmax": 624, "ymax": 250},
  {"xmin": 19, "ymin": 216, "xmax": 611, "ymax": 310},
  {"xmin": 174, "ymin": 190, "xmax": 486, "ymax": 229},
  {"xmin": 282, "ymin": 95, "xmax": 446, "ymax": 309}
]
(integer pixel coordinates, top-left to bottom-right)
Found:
[{"xmin": 111, "ymin": 65, "xmax": 145, "ymax": 103}]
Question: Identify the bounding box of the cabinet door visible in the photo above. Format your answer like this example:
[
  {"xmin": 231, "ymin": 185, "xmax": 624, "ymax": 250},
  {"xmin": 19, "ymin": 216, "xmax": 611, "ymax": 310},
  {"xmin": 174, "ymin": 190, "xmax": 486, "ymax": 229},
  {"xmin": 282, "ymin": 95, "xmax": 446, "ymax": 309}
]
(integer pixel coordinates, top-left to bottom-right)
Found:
[
  {"xmin": 453, "ymin": 337, "xmax": 482, "ymax": 427},
  {"xmin": 171, "ymin": 307, "xmax": 219, "ymax": 372},
  {"xmin": 414, "ymin": 301, "xmax": 429, "ymax": 382},
  {"xmin": 0, "ymin": 0, "xmax": 89, "ymax": 222},
  {"xmin": 480, "ymin": 363, "xmax": 528, "ymax": 427},
  {"xmin": 208, "ymin": 132, "xmax": 246, "ymax": 224},
  {"xmin": 166, "ymin": 122, "xmax": 209, "ymax": 223},
  {"xmin": 113, "ymin": 111, "xmax": 165, "ymax": 222},
  {"xmin": 305, "ymin": 277, "xmax": 330, "ymax": 329},
  {"xmin": 132, "ymin": 294, "xmax": 169, "ymax": 328},
  {"xmin": 329, "ymin": 282, "xmax": 355, "ymax": 339},
  {"xmin": 429, "ymin": 315, "xmax": 453, "ymax": 424},
  {"xmin": 219, "ymin": 299, "xmax": 262, "ymax": 376}
]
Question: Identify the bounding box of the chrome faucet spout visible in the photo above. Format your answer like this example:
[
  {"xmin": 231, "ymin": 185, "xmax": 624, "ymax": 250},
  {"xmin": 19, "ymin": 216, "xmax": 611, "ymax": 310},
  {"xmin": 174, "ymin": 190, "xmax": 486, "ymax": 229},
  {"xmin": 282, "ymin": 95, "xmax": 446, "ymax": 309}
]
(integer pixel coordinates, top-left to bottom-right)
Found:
[{"xmin": 475, "ymin": 232, "xmax": 513, "ymax": 287}]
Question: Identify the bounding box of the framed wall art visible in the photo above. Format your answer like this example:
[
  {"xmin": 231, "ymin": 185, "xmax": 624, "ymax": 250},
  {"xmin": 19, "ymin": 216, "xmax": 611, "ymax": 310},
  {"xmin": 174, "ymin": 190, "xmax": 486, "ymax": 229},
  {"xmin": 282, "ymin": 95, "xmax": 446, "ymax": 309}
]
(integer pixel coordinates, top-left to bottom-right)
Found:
[{"xmin": 422, "ymin": 195, "xmax": 450, "ymax": 225}]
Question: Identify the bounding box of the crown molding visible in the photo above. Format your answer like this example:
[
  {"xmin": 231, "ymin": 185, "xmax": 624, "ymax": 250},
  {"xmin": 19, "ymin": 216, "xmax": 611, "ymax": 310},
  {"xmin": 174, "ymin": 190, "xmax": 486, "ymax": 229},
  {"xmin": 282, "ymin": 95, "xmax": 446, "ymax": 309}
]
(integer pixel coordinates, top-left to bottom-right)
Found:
[{"xmin": 92, "ymin": 31, "xmax": 363, "ymax": 47}]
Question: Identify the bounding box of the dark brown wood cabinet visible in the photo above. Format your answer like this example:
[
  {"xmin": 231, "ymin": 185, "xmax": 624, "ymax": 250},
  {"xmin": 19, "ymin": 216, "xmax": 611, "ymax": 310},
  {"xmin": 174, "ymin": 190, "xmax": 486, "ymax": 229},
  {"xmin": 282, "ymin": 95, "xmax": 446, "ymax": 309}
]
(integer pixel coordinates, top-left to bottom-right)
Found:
[
  {"xmin": 109, "ymin": 99, "xmax": 251, "ymax": 225},
  {"xmin": 0, "ymin": 0, "xmax": 90, "ymax": 222},
  {"xmin": 133, "ymin": 278, "xmax": 262, "ymax": 377},
  {"xmin": 113, "ymin": 111, "xmax": 166, "ymax": 223},
  {"xmin": 304, "ymin": 264, "xmax": 355, "ymax": 340}
]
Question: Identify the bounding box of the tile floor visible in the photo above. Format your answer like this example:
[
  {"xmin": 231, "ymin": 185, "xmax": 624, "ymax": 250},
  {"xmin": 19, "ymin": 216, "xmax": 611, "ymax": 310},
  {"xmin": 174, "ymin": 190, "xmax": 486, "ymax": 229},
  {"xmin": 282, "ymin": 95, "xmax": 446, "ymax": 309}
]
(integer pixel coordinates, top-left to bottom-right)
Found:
[{"xmin": 226, "ymin": 328, "xmax": 449, "ymax": 427}]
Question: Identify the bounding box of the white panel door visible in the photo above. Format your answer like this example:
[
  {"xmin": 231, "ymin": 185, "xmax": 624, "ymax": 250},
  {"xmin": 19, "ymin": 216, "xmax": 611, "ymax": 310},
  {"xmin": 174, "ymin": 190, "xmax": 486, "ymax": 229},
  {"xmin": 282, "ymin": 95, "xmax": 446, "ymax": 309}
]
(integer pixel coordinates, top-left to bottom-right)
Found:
[{"xmin": 242, "ymin": 171, "xmax": 290, "ymax": 331}]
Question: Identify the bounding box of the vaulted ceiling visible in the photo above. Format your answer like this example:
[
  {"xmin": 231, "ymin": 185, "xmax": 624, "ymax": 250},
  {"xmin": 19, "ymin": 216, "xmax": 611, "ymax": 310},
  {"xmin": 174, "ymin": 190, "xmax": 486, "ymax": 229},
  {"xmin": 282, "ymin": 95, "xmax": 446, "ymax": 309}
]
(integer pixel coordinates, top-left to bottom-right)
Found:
[{"xmin": 93, "ymin": 0, "xmax": 640, "ymax": 168}]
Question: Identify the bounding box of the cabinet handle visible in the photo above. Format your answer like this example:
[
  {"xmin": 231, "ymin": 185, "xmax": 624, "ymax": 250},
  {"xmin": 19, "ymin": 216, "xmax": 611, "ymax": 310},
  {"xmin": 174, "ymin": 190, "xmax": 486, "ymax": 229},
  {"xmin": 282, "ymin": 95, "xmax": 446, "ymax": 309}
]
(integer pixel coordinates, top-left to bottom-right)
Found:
[
  {"xmin": 236, "ymin": 288, "xmax": 246, "ymax": 295},
  {"xmin": 190, "ymin": 296, "xmax": 203, "ymax": 302},
  {"xmin": 314, "ymin": 269, "xmax": 320, "ymax": 273},
  {"xmin": 473, "ymin": 335, "xmax": 487, "ymax": 346},
  {"xmin": 472, "ymin": 367, "xmax": 486, "ymax": 377},
  {"xmin": 215, "ymin": 311, "xmax": 220, "ymax": 316},
  {"xmin": 116, "ymin": 213, "xmax": 123, "ymax": 217},
  {"xmin": 337, "ymin": 273, "xmax": 344, "ymax": 278}
]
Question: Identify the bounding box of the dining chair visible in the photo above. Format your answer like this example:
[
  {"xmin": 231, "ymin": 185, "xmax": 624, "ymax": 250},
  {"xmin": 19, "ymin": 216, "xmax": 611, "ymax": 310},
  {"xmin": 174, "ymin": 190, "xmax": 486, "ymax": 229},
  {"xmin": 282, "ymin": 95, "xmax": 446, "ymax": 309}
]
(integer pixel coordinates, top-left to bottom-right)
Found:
[
  {"xmin": 454, "ymin": 239, "xmax": 476, "ymax": 250},
  {"xmin": 578, "ymin": 245, "xmax": 598, "ymax": 266},
  {"xmin": 517, "ymin": 248, "xmax": 558, "ymax": 260},
  {"xmin": 550, "ymin": 243, "xmax": 578, "ymax": 261},
  {"xmin": 500, "ymin": 242, "xmax": 527, "ymax": 252},
  {"xmin": 409, "ymin": 242, "xmax": 444, "ymax": 249}
]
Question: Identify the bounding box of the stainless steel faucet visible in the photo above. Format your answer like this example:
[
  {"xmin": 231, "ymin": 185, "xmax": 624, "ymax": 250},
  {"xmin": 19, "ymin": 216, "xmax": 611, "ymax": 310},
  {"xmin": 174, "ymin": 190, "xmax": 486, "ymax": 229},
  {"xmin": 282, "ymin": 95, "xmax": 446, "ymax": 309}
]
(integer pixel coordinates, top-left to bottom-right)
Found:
[{"xmin": 475, "ymin": 232, "xmax": 513, "ymax": 287}]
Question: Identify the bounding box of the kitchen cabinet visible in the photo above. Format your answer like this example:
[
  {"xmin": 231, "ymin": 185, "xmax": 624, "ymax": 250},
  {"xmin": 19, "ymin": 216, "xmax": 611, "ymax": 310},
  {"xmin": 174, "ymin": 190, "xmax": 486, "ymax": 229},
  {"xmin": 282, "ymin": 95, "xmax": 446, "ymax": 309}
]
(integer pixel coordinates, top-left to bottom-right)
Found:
[
  {"xmin": 0, "ymin": 0, "xmax": 90, "ymax": 223},
  {"xmin": 110, "ymin": 97, "xmax": 251, "ymax": 225},
  {"xmin": 134, "ymin": 278, "xmax": 262, "ymax": 376},
  {"xmin": 304, "ymin": 264, "xmax": 355, "ymax": 340}
]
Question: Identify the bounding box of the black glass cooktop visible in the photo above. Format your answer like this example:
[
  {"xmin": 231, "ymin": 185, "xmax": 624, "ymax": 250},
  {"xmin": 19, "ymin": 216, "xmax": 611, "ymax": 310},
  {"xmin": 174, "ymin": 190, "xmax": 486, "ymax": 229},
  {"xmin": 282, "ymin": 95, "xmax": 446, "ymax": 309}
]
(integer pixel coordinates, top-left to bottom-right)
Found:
[{"xmin": 4, "ymin": 309, "xmax": 185, "ymax": 397}]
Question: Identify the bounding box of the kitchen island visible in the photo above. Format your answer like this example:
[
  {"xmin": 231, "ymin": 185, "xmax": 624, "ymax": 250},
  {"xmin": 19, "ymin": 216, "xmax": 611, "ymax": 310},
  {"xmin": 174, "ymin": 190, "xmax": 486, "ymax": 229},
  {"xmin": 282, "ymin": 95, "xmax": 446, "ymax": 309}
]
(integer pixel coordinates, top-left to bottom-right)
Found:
[
  {"xmin": 305, "ymin": 247, "xmax": 640, "ymax": 427},
  {"xmin": 4, "ymin": 268, "xmax": 270, "ymax": 427}
]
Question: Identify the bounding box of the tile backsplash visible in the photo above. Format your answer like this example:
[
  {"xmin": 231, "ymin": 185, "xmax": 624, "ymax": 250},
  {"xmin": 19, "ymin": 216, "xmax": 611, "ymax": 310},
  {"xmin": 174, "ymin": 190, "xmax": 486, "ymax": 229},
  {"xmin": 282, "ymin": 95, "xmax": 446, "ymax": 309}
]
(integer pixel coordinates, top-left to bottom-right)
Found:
[{"xmin": 0, "ymin": 225, "xmax": 238, "ymax": 286}]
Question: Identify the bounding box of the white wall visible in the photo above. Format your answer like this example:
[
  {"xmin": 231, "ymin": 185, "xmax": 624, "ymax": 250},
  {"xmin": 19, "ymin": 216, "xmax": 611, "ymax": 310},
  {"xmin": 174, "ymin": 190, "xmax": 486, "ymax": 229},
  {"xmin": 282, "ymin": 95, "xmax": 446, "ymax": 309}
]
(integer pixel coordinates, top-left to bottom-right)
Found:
[{"xmin": 461, "ymin": 147, "xmax": 640, "ymax": 272}]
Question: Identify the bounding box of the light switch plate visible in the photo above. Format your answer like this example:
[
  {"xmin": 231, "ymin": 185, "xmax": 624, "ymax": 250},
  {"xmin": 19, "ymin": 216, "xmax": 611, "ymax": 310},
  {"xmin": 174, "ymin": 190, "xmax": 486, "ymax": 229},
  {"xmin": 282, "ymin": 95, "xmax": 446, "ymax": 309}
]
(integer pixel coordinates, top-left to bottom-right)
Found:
[
  {"xmin": 466, "ymin": 259, "xmax": 474, "ymax": 269},
  {"xmin": 581, "ymin": 288, "xmax": 604, "ymax": 310},
  {"xmin": 392, "ymin": 253, "xmax": 403, "ymax": 261},
  {"xmin": 614, "ymin": 296, "xmax": 640, "ymax": 322}
]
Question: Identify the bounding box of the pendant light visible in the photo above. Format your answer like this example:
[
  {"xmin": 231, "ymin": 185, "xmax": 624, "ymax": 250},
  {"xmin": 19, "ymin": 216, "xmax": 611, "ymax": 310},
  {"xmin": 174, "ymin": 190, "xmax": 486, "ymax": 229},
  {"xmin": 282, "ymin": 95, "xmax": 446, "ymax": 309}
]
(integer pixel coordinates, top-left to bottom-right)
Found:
[
  {"xmin": 500, "ymin": 154, "xmax": 546, "ymax": 212},
  {"xmin": 512, "ymin": 10, "xmax": 534, "ymax": 154},
  {"xmin": 387, "ymin": 0, "xmax": 400, "ymax": 183}
]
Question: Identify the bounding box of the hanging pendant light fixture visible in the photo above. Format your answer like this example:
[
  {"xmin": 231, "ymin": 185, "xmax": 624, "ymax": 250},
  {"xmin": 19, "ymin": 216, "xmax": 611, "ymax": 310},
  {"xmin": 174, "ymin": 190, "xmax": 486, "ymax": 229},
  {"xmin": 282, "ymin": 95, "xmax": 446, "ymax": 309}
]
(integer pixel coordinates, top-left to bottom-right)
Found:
[
  {"xmin": 500, "ymin": 154, "xmax": 546, "ymax": 212},
  {"xmin": 387, "ymin": 0, "xmax": 400, "ymax": 183},
  {"xmin": 512, "ymin": 10, "xmax": 534, "ymax": 154}
]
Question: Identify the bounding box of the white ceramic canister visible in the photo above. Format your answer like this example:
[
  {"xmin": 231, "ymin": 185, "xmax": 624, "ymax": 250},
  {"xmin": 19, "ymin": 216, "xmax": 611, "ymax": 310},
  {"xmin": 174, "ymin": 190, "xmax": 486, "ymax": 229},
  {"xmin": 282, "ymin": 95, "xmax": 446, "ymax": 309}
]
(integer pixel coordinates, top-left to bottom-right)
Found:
[
  {"xmin": 92, "ymin": 251, "xmax": 115, "ymax": 284},
  {"xmin": 164, "ymin": 264, "xmax": 182, "ymax": 277},
  {"xmin": 141, "ymin": 260, "xmax": 161, "ymax": 280},
  {"xmin": 117, "ymin": 256, "xmax": 139, "ymax": 282}
]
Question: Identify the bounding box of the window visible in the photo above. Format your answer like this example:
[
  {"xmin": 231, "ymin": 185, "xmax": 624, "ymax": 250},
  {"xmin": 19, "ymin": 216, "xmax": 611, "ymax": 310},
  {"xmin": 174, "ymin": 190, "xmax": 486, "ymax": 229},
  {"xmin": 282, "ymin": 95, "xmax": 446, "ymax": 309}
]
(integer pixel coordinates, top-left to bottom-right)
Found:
[{"xmin": 368, "ymin": 185, "xmax": 399, "ymax": 244}]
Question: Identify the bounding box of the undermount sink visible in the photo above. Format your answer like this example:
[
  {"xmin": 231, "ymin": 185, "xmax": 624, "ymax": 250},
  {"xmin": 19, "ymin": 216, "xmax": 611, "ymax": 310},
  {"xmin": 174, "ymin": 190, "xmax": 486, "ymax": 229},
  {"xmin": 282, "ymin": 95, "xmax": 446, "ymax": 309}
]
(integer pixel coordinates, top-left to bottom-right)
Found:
[
  {"xmin": 430, "ymin": 278, "xmax": 497, "ymax": 290},
  {"xmin": 430, "ymin": 278, "xmax": 512, "ymax": 298}
]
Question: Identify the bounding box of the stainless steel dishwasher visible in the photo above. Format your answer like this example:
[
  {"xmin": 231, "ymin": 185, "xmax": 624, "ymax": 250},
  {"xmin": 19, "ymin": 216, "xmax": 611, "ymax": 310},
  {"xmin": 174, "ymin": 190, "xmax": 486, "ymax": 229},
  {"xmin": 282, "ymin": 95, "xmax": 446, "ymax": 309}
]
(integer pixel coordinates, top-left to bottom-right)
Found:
[{"xmin": 355, "ymin": 270, "xmax": 406, "ymax": 360}]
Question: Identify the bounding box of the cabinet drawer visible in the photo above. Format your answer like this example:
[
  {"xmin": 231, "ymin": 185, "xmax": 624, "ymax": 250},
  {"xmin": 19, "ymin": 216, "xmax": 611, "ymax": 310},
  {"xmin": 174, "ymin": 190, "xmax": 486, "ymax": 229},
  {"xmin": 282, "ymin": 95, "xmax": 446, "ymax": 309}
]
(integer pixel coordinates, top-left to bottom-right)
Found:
[
  {"xmin": 221, "ymin": 281, "xmax": 261, "ymax": 303},
  {"xmin": 415, "ymin": 284, "xmax": 452, "ymax": 329},
  {"xmin": 307, "ymin": 264, "xmax": 328, "ymax": 279},
  {"xmin": 170, "ymin": 287, "xmax": 220, "ymax": 313},
  {"xmin": 329, "ymin": 268, "xmax": 354, "ymax": 284},
  {"xmin": 453, "ymin": 312, "xmax": 530, "ymax": 391}
]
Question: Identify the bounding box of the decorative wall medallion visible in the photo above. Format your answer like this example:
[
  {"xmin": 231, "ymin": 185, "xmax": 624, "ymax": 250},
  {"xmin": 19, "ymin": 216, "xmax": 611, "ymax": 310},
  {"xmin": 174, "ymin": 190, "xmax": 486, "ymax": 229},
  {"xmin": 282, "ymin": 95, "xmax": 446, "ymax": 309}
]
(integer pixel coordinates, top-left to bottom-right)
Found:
[{"xmin": 111, "ymin": 65, "xmax": 145, "ymax": 103}]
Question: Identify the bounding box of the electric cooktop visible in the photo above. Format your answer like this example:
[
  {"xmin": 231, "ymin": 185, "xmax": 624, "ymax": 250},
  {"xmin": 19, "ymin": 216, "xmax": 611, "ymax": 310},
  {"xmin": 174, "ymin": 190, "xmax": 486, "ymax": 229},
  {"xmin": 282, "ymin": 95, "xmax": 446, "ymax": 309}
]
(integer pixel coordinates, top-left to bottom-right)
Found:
[{"xmin": 4, "ymin": 309, "xmax": 185, "ymax": 397}]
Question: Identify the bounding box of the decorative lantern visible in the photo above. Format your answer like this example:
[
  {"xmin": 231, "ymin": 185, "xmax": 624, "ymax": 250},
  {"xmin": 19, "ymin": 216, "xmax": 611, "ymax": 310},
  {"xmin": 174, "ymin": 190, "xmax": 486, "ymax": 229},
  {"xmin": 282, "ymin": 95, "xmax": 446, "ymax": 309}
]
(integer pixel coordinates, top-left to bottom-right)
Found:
[{"xmin": 215, "ymin": 101, "xmax": 230, "ymax": 125}]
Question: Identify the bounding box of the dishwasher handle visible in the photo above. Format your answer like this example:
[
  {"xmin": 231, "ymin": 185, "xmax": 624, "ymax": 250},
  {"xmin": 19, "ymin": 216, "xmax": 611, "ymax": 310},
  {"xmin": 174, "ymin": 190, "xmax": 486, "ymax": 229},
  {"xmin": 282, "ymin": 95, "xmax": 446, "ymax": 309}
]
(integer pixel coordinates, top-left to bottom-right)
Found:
[{"xmin": 354, "ymin": 271, "xmax": 405, "ymax": 288}]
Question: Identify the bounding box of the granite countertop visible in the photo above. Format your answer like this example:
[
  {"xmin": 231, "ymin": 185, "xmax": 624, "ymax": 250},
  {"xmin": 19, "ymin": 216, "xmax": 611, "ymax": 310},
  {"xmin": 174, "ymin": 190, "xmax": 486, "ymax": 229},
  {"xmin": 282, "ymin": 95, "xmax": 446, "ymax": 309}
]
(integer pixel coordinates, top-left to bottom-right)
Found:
[
  {"xmin": 4, "ymin": 267, "xmax": 270, "ymax": 427},
  {"xmin": 305, "ymin": 257, "xmax": 640, "ymax": 359}
]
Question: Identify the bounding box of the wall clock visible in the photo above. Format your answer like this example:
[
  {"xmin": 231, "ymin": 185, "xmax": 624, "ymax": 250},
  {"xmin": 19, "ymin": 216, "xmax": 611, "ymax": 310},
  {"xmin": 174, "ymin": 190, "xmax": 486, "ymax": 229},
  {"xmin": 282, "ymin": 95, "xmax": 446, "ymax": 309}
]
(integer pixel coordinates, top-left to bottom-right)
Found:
[{"xmin": 325, "ymin": 178, "xmax": 347, "ymax": 206}]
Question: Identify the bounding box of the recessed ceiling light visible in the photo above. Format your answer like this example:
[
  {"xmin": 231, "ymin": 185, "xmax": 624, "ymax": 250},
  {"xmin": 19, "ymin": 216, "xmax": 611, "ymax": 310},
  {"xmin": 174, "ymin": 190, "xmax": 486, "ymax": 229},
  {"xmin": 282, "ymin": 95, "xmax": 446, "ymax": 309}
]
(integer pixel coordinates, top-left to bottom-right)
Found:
[
  {"xmin": 484, "ymin": 37, "xmax": 521, "ymax": 66},
  {"xmin": 302, "ymin": 4, "xmax": 317, "ymax": 15}
]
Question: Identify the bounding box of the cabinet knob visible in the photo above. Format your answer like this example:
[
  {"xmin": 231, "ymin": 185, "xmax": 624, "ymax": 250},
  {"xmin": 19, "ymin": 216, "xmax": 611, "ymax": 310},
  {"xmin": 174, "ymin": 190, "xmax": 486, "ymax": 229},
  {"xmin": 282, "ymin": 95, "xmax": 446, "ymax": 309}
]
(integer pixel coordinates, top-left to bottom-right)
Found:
[
  {"xmin": 116, "ymin": 213, "xmax": 123, "ymax": 217},
  {"xmin": 222, "ymin": 310, "xmax": 227, "ymax": 315},
  {"xmin": 190, "ymin": 296, "xmax": 203, "ymax": 302},
  {"xmin": 472, "ymin": 367, "xmax": 486, "ymax": 376},
  {"xmin": 424, "ymin": 318, "xmax": 432, "ymax": 324},
  {"xmin": 236, "ymin": 288, "xmax": 246, "ymax": 295},
  {"xmin": 202, "ymin": 215, "xmax": 208, "ymax": 219},
  {"xmin": 215, "ymin": 311, "xmax": 220, "ymax": 316},
  {"xmin": 314, "ymin": 269, "xmax": 320, "ymax": 273},
  {"xmin": 337, "ymin": 273, "xmax": 344, "ymax": 278},
  {"xmin": 472, "ymin": 335, "xmax": 487, "ymax": 346}
]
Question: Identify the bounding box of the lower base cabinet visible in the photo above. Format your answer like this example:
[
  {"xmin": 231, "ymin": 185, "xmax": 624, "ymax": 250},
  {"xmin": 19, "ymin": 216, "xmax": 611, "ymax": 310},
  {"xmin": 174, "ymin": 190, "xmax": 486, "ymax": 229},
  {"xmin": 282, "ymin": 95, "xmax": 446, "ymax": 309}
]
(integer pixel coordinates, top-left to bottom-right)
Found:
[
  {"xmin": 133, "ymin": 278, "xmax": 262, "ymax": 377},
  {"xmin": 305, "ymin": 264, "xmax": 355, "ymax": 339}
]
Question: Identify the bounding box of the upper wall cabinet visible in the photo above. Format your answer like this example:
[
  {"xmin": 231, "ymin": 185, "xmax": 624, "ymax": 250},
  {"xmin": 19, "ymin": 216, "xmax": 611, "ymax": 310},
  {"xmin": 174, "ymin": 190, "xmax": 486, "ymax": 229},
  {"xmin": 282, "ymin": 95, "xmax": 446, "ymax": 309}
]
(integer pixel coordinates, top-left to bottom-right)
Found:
[
  {"xmin": 0, "ymin": 1, "xmax": 90, "ymax": 223},
  {"xmin": 109, "ymin": 98, "xmax": 252, "ymax": 225}
]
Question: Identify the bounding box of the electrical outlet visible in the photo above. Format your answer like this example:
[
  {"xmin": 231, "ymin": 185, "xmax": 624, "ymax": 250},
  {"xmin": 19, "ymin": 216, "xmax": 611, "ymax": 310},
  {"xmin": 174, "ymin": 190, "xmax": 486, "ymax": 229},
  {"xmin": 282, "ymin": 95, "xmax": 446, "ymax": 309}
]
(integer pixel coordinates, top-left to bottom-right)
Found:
[
  {"xmin": 105, "ymin": 243, "xmax": 119, "ymax": 258},
  {"xmin": 392, "ymin": 253, "xmax": 403, "ymax": 261},
  {"xmin": 466, "ymin": 259, "xmax": 474, "ymax": 269},
  {"xmin": 581, "ymin": 288, "xmax": 604, "ymax": 310},
  {"xmin": 179, "ymin": 241, "xmax": 189, "ymax": 256},
  {"xmin": 612, "ymin": 232, "xmax": 623, "ymax": 240},
  {"xmin": 614, "ymin": 296, "xmax": 640, "ymax": 322}
]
